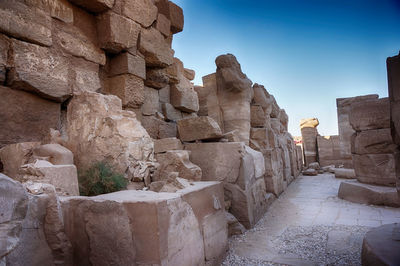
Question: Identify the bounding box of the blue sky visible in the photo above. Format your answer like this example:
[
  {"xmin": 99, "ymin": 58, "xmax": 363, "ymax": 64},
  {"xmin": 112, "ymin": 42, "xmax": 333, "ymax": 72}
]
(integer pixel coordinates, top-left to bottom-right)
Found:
[{"xmin": 171, "ymin": 0, "xmax": 400, "ymax": 137}]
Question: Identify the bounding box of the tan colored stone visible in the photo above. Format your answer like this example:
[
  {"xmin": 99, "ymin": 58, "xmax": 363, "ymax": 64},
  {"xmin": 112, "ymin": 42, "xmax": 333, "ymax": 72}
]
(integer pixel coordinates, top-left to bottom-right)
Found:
[
  {"xmin": 170, "ymin": 83, "xmax": 199, "ymax": 113},
  {"xmin": 349, "ymin": 98, "xmax": 390, "ymax": 131},
  {"xmin": 317, "ymin": 135, "xmax": 343, "ymax": 166},
  {"xmin": 0, "ymin": 86, "xmax": 60, "ymax": 148},
  {"xmin": 141, "ymin": 115, "xmax": 177, "ymax": 139},
  {"xmin": 32, "ymin": 144, "xmax": 73, "ymax": 165},
  {"xmin": 108, "ymin": 52, "xmax": 146, "ymax": 79},
  {"xmin": 154, "ymin": 138, "xmax": 183, "ymax": 153},
  {"xmin": 252, "ymin": 84, "xmax": 273, "ymax": 116},
  {"xmin": 162, "ymin": 102, "xmax": 183, "ymax": 121},
  {"xmin": 122, "ymin": 0, "xmax": 157, "ymax": 27},
  {"xmin": 301, "ymin": 125, "xmax": 318, "ymax": 166},
  {"xmin": 0, "ymin": 1, "xmax": 52, "ymax": 46},
  {"xmin": 353, "ymin": 153, "xmax": 396, "ymax": 186},
  {"xmin": 139, "ymin": 27, "xmax": 174, "ymax": 67},
  {"xmin": 155, "ymin": 0, "xmax": 184, "ymax": 34},
  {"xmin": 300, "ymin": 118, "xmax": 319, "ymax": 129},
  {"xmin": 105, "ymin": 74, "xmax": 144, "ymax": 108},
  {"xmin": 194, "ymin": 85, "xmax": 209, "ymax": 116},
  {"xmin": 184, "ymin": 68, "xmax": 195, "ymax": 81},
  {"xmin": 97, "ymin": 11, "xmax": 140, "ymax": 53},
  {"xmin": 225, "ymin": 212, "xmax": 245, "ymax": 236},
  {"xmin": 303, "ymin": 168, "xmax": 318, "ymax": 176},
  {"xmin": 145, "ymin": 68, "xmax": 170, "ymax": 89},
  {"xmin": 25, "ymin": 0, "xmax": 73, "ymax": 23},
  {"xmin": 250, "ymin": 105, "xmax": 266, "ymax": 128},
  {"xmin": 159, "ymin": 85, "xmax": 170, "ymax": 103},
  {"xmin": 352, "ymin": 128, "xmax": 397, "ymax": 155},
  {"xmin": 334, "ymin": 168, "xmax": 356, "ymax": 179},
  {"xmin": 71, "ymin": 58, "xmax": 101, "ymax": 94},
  {"xmin": 69, "ymin": 0, "xmax": 114, "ymax": 13},
  {"xmin": 8, "ymin": 39, "xmax": 71, "ymax": 102},
  {"xmin": 156, "ymin": 13, "xmax": 171, "ymax": 37},
  {"xmin": 279, "ymin": 109, "xmax": 288, "ymax": 132},
  {"xmin": 177, "ymin": 116, "xmax": 222, "ymax": 142},
  {"xmin": 141, "ymin": 86, "xmax": 160, "ymax": 115}
]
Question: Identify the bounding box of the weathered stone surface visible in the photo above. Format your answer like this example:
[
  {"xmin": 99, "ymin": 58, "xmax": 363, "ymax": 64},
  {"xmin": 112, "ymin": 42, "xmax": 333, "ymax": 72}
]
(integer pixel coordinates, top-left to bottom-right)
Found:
[
  {"xmin": 279, "ymin": 109, "xmax": 288, "ymax": 132},
  {"xmin": 194, "ymin": 85, "xmax": 208, "ymax": 116},
  {"xmin": 156, "ymin": 13, "xmax": 171, "ymax": 37},
  {"xmin": 159, "ymin": 85, "xmax": 170, "ymax": 103},
  {"xmin": 0, "ymin": 173, "xmax": 28, "ymax": 224},
  {"xmin": 0, "ymin": 86, "xmax": 60, "ymax": 148},
  {"xmin": 352, "ymin": 128, "xmax": 397, "ymax": 155},
  {"xmin": 0, "ymin": 142, "xmax": 40, "ymax": 178},
  {"xmin": 25, "ymin": 0, "xmax": 73, "ymax": 23},
  {"xmin": 177, "ymin": 116, "xmax": 222, "ymax": 142},
  {"xmin": 154, "ymin": 138, "xmax": 183, "ymax": 153},
  {"xmin": 145, "ymin": 68, "xmax": 169, "ymax": 89},
  {"xmin": 334, "ymin": 168, "xmax": 356, "ymax": 179},
  {"xmin": 353, "ymin": 154, "xmax": 397, "ymax": 186},
  {"xmin": 162, "ymin": 103, "xmax": 183, "ymax": 121},
  {"xmin": 97, "ymin": 11, "xmax": 140, "ymax": 53},
  {"xmin": 105, "ymin": 74, "xmax": 145, "ymax": 108},
  {"xmin": 317, "ymin": 135, "xmax": 343, "ymax": 167},
  {"xmin": 225, "ymin": 212, "xmax": 245, "ymax": 236},
  {"xmin": 338, "ymin": 180, "xmax": 400, "ymax": 207},
  {"xmin": 184, "ymin": 68, "xmax": 195, "ymax": 81},
  {"xmin": 66, "ymin": 92, "xmax": 154, "ymax": 181},
  {"xmin": 141, "ymin": 86, "xmax": 160, "ymax": 115},
  {"xmin": 361, "ymin": 223, "xmax": 400, "ymax": 266},
  {"xmin": 300, "ymin": 119, "xmax": 319, "ymax": 166},
  {"xmin": 141, "ymin": 115, "xmax": 177, "ymax": 139},
  {"xmin": 0, "ymin": 1, "xmax": 52, "ymax": 46},
  {"xmin": 8, "ymin": 39, "xmax": 71, "ymax": 102},
  {"xmin": 154, "ymin": 150, "xmax": 202, "ymax": 181},
  {"xmin": 300, "ymin": 118, "xmax": 319, "ymax": 129},
  {"xmin": 252, "ymin": 84, "xmax": 272, "ymax": 116},
  {"xmin": 32, "ymin": 144, "xmax": 73, "ymax": 165},
  {"xmin": 251, "ymin": 105, "xmax": 266, "ymax": 128},
  {"xmin": 139, "ymin": 27, "xmax": 174, "ymax": 67},
  {"xmin": 155, "ymin": 0, "xmax": 184, "ymax": 34},
  {"xmin": 69, "ymin": 0, "xmax": 114, "ymax": 13},
  {"xmin": 349, "ymin": 98, "xmax": 390, "ymax": 131},
  {"xmin": 303, "ymin": 168, "xmax": 318, "ymax": 176},
  {"xmin": 0, "ymin": 34, "xmax": 9, "ymax": 83},
  {"xmin": 108, "ymin": 52, "xmax": 146, "ymax": 79},
  {"xmin": 71, "ymin": 58, "xmax": 101, "ymax": 94},
  {"xmin": 122, "ymin": 0, "xmax": 157, "ymax": 27}
]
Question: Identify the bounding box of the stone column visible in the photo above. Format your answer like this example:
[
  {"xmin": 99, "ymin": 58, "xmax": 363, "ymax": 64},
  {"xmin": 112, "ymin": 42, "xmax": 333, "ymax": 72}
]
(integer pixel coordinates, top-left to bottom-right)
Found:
[
  {"xmin": 300, "ymin": 118, "xmax": 319, "ymax": 166},
  {"xmin": 387, "ymin": 52, "xmax": 400, "ymax": 195}
]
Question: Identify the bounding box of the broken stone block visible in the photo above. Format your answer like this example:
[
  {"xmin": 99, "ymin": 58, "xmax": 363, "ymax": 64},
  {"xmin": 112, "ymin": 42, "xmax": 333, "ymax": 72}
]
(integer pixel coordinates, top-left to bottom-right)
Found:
[
  {"xmin": 141, "ymin": 115, "xmax": 177, "ymax": 139},
  {"xmin": 162, "ymin": 102, "xmax": 183, "ymax": 121},
  {"xmin": 300, "ymin": 118, "xmax": 319, "ymax": 166},
  {"xmin": 69, "ymin": 0, "xmax": 114, "ymax": 13},
  {"xmin": 252, "ymin": 84, "xmax": 273, "ymax": 116},
  {"xmin": 303, "ymin": 168, "xmax": 318, "ymax": 176},
  {"xmin": 139, "ymin": 27, "xmax": 174, "ymax": 67},
  {"xmin": 0, "ymin": 86, "xmax": 60, "ymax": 148},
  {"xmin": 121, "ymin": 0, "xmax": 157, "ymax": 28},
  {"xmin": 159, "ymin": 85, "xmax": 170, "ymax": 103},
  {"xmin": 0, "ymin": 1, "xmax": 52, "ymax": 46},
  {"xmin": 177, "ymin": 116, "xmax": 223, "ymax": 142},
  {"xmin": 32, "ymin": 144, "xmax": 73, "ymax": 165},
  {"xmin": 154, "ymin": 138, "xmax": 183, "ymax": 153},
  {"xmin": 70, "ymin": 58, "xmax": 101, "ymax": 94},
  {"xmin": 317, "ymin": 135, "xmax": 343, "ymax": 167},
  {"xmin": 105, "ymin": 74, "xmax": 144, "ymax": 108},
  {"xmin": 334, "ymin": 168, "xmax": 356, "ymax": 179},
  {"xmin": 170, "ymin": 83, "xmax": 200, "ymax": 113},
  {"xmin": 225, "ymin": 212, "xmax": 246, "ymax": 236},
  {"xmin": 155, "ymin": 0, "xmax": 184, "ymax": 34},
  {"xmin": 141, "ymin": 86, "xmax": 160, "ymax": 115},
  {"xmin": 154, "ymin": 150, "xmax": 202, "ymax": 181},
  {"xmin": 349, "ymin": 98, "xmax": 390, "ymax": 131},
  {"xmin": 145, "ymin": 68, "xmax": 170, "ymax": 89},
  {"xmin": 25, "ymin": 0, "xmax": 73, "ymax": 23},
  {"xmin": 8, "ymin": 39, "xmax": 71, "ymax": 102},
  {"xmin": 352, "ymin": 128, "xmax": 397, "ymax": 155},
  {"xmin": 353, "ymin": 154, "xmax": 397, "ymax": 186},
  {"xmin": 251, "ymin": 105, "xmax": 266, "ymax": 128},
  {"xmin": 279, "ymin": 109, "xmax": 288, "ymax": 132},
  {"xmin": 97, "ymin": 11, "xmax": 140, "ymax": 53},
  {"xmin": 108, "ymin": 52, "xmax": 146, "ymax": 79},
  {"xmin": 308, "ymin": 162, "xmax": 320, "ymax": 170},
  {"xmin": 194, "ymin": 85, "xmax": 209, "ymax": 116},
  {"xmin": 156, "ymin": 13, "xmax": 171, "ymax": 37},
  {"xmin": 184, "ymin": 68, "xmax": 195, "ymax": 81}
]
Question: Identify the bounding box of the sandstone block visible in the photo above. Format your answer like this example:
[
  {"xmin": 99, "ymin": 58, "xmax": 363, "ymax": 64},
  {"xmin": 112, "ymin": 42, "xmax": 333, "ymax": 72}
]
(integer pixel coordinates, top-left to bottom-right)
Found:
[
  {"xmin": 0, "ymin": 34, "xmax": 9, "ymax": 83},
  {"xmin": 303, "ymin": 168, "xmax": 318, "ymax": 176},
  {"xmin": 194, "ymin": 85, "xmax": 209, "ymax": 116},
  {"xmin": 155, "ymin": 0, "xmax": 184, "ymax": 34},
  {"xmin": 25, "ymin": 0, "xmax": 73, "ymax": 23},
  {"xmin": 141, "ymin": 86, "xmax": 160, "ymax": 115},
  {"xmin": 170, "ymin": 83, "xmax": 200, "ymax": 113},
  {"xmin": 139, "ymin": 27, "xmax": 174, "ymax": 67},
  {"xmin": 141, "ymin": 115, "xmax": 177, "ymax": 139},
  {"xmin": 145, "ymin": 68, "xmax": 170, "ymax": 89},
  {"xmin": 334, "ymin": 168, "xmax": 356, "ymax": 179},
  {"xmin": 177, "ymin": 116, "xmax": 222, "ymax": 142},
  {"xmin": 308, "ymin": 162, "xmax": 320, "ymax": 170},
  {"xmin": 251, "ymin": 105, "xmax": 266, "ymax": 128},
  {"xmin": 279, "ymin": 109, "xmax": 288, "ymax": 132},
  {"xmin": 0, "ymin": 173, "xmax": 28, "ymax": 224},
  {"xmin": 252, "ymin": 84, "xmax": 272, "ymax": 116},
  {"xmin": 0, "ymin": 1, "xmax": 52, "ymax": 46},
  {"xmin": 0, "ymin": 86, "xmax": 61, "ymax": 148},
  {"xmin": 71, "ymin": 58, "xmax": 101, "ymax": 94},
  {"xmin": 353, "ymin": 153, "xmax": 397, "ymax": 186},
  {"xmin": 108, "ymin": 52, "xmax": 146, "ymax": 79},
  {"xmin": 97, "ymin": 11, "xmax": 140, "ymax": 53},
  {"xmin": 300, "ymin": 118, "xmax": 319, "ymax": 129},
  {"xmin": 162, "ymin": 102, "xmax": 183, "ymax": 121},
  {"xmin": 154, "ymin": 137, "xmax": 183, "ymax": 153},
  {"xmin": 8, "ymin": 39, "xmax": 71, "ymax": 102},
  {"xmin": 159, "ymin": 85, "xmax": 170, "ymax": 103},
  {"xmin": 32, "ymin": 144, "xmax": 74, "ymax": 165},
  {"xmin": 154, "ymin": 150, "xmax": 202, "ymax": 181},
  {"xmin": 352, "ymin": 128, "xmax": 397, "ymax": 155},
  {"xmin": 156, "ymin": 13, "xmax": 171, "ymax": 37},
  {"xmin": 69, "ymin": 0, "xmax": 114, "ymax": 13},
  {"xmin": 105, "ymin": 74, "xmax": 144, "ymax": 108},
  {"xmin": 225, "ymin": 212, "xmax": 245, "ymax": 236},
  {"xmin": 121, "ymin": 0, "xmax": 157, "ymax": 28},
  {"xmin": 349, "ymin": 98, "xmax": 390, "ymax": 131}
]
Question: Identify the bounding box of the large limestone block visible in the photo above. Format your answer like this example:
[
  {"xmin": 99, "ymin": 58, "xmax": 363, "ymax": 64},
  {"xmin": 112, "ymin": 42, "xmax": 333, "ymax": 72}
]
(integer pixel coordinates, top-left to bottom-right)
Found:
[
  {"xmin": 154, "ymin": 150, "xmax": 202, "ymax": 181},
  {"xmin": 108, "ymin": 52, "xmax": 146, "ymax": 79},
  {"xmin": 334, "ymin": 168, "xmax": 356, "ymax": 179},
  {"xmin": 154, "ymin": 138, "xmax": 183, "ymax": 153},
  {"xmin": 301, "ymin": 126, "xmax": 318, "ymax": 165},
  {"xmin": 141, "ymin": 115, "xmax": 177, "ymax": 139},
  {"xmin": 0, "ymin": 1, "xmax": 52, "ymax": 46},
  {"xmin": 317, "ymin": 135, "xmax": 342, "ymax": 166},
  {"xmin": 69, "ymin": 0, "xmax": 114, "ymax": 13},
  {"xmin": 25, "ymin": 0, "xmax": 73, "ymax": 23},
  {"xmin": 141, "ymin": 86, "xmax": 160, "ymax": 115},
  {"xmin": 349, "ymin": 98, "xmax": 390, "ymax": 131},
  {"xmin": 139, "ymin": 27, "xmax": 174, "ymax": 67},
  {"xmin": 177, "ymin": 116, "xmax": 222, "ymax": 142},
  {"xmin": 66, "ymin": 92, "xmax": 154, "ymax": 178},
  {"xmin": 97, "ymin": 11, "xmax": 140, "ymax": 53},
  {"xmin": 155, "ymin": 0, "xmax": 184, "ymax": 34},
  {"xmin": 105, "ymin": 74, "xmax": 145, "ymax": 108},
  {"xmin": 145, "ymin": 68, "xmax": 170, "ymax": 89},
  {"xmin": 0, "ymin": 87, "xmax": 60, "ymax": 148},
  {"xmin": 279, "ymin": 109, "xmax": 289, "ymax": 132},
  {"xmin": 252, "ymin": 84, "xmax": 273, "ymax": 116},
  {"xmin": 170, "ymin": 81, "xmax": 199, "ymax": 113},
  {"xmin": 194, "ymin": 85, "xmax": 209, "ymax": 116},
  {"xmin": 0, "ymin": 174, "xmax": 28, "ymax": 224},
  {"xmin": 352, "ymin": 128, "xmax": 397, "ymax": 155},
  {"xmin": 0, "ymin": 142, "xmax": 41, "ymax": 178},
  {"xmin": 162, "ymin": 103, "xmax": 183, "ymax": 121},
  {"xmin": 300, "ymin": 118, "xmax": 319, "ymax": 129},
  {"xmin": 8, "ymin": 40, "xmax": 71, "ymax": 102},
  {"xmin": 156, "ymin": 13, "xmax": 171, "ymax": 37},
  {"xmin": 353, "ymin": 154, "xmax": 397, "ymax": 186},
  {"xmin": 71, "ymin": 58, "xmax": 101, "ymax": 94},
  {"xmin": 122, "ymin": 0, "xmax": 158, "ymax": 27},
  {"xmin": 32, "ymin": 144, "xmax": 74, "ymax": 165},
  {"xmin": 250, "ymin": 127, "xmax": 277, "ymax": 151},
  {"xmin": 250, "ymin": 105, "xmax": 266, "ymax": 128}
]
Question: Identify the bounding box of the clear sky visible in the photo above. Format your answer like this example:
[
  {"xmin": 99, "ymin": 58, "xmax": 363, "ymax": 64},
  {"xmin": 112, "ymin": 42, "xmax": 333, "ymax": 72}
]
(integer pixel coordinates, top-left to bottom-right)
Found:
[{"xmin": 171, "ymin": 0, "xmax": 400, "ymax": 137}]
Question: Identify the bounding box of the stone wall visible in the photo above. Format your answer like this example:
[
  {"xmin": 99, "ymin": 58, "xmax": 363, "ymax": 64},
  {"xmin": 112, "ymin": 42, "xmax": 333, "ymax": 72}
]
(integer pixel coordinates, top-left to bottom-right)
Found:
[{"xmin": 300, "ymin": 118, "xmax": 319, "ymax": 166}]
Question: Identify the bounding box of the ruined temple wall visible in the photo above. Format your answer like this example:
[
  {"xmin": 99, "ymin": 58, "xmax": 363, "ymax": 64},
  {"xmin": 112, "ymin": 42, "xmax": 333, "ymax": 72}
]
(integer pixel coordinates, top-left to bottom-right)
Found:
[{"xmin": 317, "ymin": 135, "xmax": 343, "ymax": 167}]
